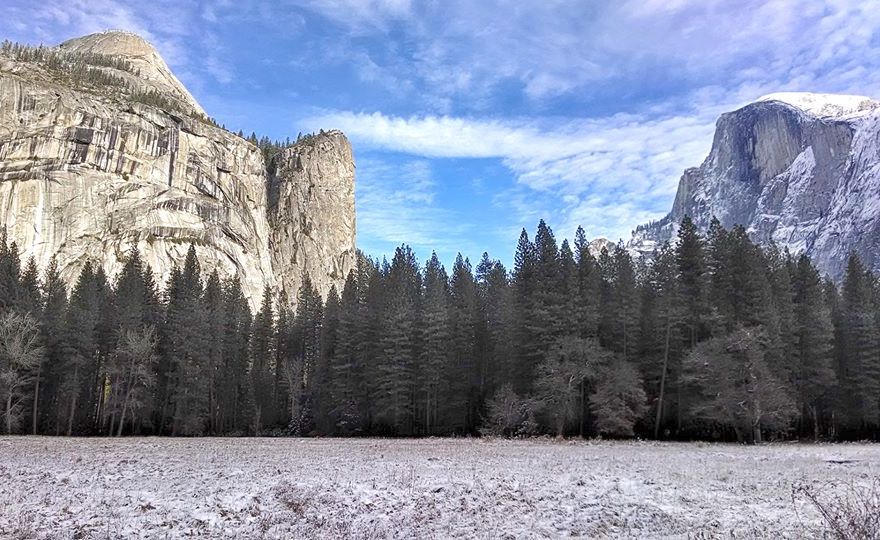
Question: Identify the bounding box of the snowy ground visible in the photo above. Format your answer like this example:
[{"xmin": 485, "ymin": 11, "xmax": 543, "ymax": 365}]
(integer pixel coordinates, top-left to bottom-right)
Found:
[{"xmin": 0, "ymin": 438, "xmax": 876, "ymax": 539}]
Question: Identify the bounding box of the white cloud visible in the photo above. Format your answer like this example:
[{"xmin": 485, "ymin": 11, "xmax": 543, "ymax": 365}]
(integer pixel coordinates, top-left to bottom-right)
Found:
[
  {"xmin": 356, "ymin": 158, "xmax": 480, "ymax": 259},
  {"xmin": 306, "ymin": 105, "xmax": 720, "ymax": 241},
  {"xmin": 275, "ymin": 0, "xmax": 880, "ymax": 112},
  {"xmin": 284, "ymin": 0, "xmax": 413, "ymax": 32}
]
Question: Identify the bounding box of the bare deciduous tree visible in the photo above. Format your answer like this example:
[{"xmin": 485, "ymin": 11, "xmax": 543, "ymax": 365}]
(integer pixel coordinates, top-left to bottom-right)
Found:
[
  {"xmin": 0, "ymin": 312, "xmax": 44, "ymax": 434},
  {"xmin": 683, "ymin": 327, "xmax": 797, "ymax": 443},
  {"xmin": 535, "ymin": 336, "xmax": 608, "ymax": 437},
  {"xmin": 590, "ymin": 358, "xmax": 647, "ymax": 437},
  {"xmin": 114, "ymin": 327, "xmax": 157, "ymax": 436}
]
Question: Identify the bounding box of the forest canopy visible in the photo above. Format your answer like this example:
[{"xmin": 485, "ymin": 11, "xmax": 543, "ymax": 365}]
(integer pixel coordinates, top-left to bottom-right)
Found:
[{"xmin": 0, "ymin": 217, "xmax": 877, "ymax": 442}]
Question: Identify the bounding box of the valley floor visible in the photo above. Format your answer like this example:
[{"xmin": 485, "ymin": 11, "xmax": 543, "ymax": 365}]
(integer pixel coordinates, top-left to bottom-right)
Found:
[{"xmin": 0, "ymin": 437, "xmax": 876, "ymax": 539}]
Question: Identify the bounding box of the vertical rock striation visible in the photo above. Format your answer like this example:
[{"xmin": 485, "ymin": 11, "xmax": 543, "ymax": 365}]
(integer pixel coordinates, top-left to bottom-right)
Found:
[
  {"xmin": 630, "ymin": 93, "xmax": 880, "ymax": 280},
  {"xmin": 268, "ymin": 131, "xmax": 357, "ymax": 306},
  {"xmin": 0, "ymin": 31, "xmax": 355, "ymax": 309}
]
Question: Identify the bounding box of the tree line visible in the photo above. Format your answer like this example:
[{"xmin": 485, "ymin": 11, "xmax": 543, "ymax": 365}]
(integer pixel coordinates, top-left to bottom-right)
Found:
[{"xmin": 0, "ymin": 217, "xmax": 878, "ymax": 442}]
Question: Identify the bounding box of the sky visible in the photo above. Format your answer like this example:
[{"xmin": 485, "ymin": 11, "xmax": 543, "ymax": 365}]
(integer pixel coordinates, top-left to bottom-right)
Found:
[{"xmin": 3, "ymin": 0, "xmax": 880, "ymax": 268}]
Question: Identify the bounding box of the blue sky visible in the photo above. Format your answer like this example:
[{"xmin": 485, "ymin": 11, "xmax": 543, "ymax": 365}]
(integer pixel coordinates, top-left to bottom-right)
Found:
[{"xmin": 4, "ymin": 0, "xmax": 880, "ymax": 267}]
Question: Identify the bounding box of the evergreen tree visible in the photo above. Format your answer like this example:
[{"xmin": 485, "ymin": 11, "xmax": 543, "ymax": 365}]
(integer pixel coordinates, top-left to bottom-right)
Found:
[
  {"xmin": 220, "ymin": 277, "xmax": 252, "ymax": 433},
  {"xmin": 837, "ymin": 254, "xmax": 880, "ymax": 432},
  {"xmin": 573, "ymin": 227, "xmax": 601, "ymax": 339},
  {"xmin": 0, "ymin": 233, "xmax": 21, "ymax": 313},
  {"xmin": 164, "ymin": 246, "xmax": 209, "ymax": 435},
  {"xmin": 374, "ymin": 246, "xmax": 419, "ymax": 434},
  {"xmin": 419, "ymin": 253, "xmax": 449, "ymax": 434},
  {"xmin": 330, "ymin": 271, "xmax": 362, "ymax": 433},
  {"xmin": 645, "ymin": 242, "xmax": 684, "ymax": 438},
  {"xmin": 447, "ymin": 254, "xmax": 478, "ymax": 432},
  {"xmin": 315, "ymin": 285, "xmax": 340, "ymax": 433},
  {"xmin": 61, "ymin": 262, "xmax": 102, "ymax": 435},
  {"xmin": 203, "ymin": 270, "xmax": 224, "ymax": 434},
  {"xmin": 791, "ymin": 254, "xmax": 837, "ymax": 438},
  {"xmin": 36, "ymin": 258, "xmax": 66, "ymax": 434},
  {"xmin": 511, "ymin": 229, "xmax": 538, "ymax": 393},
  {"xmin": 250, "ymin": 286, "xmax": 276, "ymax": 434},
  {"xmin": 475, "ymin": 254, "xmax": 513, "ymax": 393}
]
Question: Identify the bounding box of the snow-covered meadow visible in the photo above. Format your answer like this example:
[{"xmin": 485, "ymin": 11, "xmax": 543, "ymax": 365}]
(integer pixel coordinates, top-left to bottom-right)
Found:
[{"xmin": 0, "ymin": 437, "xmax": 876, "ymax": 538}]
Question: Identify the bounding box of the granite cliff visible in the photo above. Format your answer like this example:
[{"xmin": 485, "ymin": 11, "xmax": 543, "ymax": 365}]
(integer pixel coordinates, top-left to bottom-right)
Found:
[
  {"xmin": 630, "ymin": 92, "xmax": 880, "ymax": 280},
  {"xmin": 0, "ymin": 31, "xmax": 355, "ymax": 309}
]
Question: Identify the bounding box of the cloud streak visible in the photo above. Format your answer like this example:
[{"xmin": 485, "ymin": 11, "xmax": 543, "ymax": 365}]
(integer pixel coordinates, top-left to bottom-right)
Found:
[{"xmin": 305, "ymin": 106, "xmax": 718, "ymax": 241}]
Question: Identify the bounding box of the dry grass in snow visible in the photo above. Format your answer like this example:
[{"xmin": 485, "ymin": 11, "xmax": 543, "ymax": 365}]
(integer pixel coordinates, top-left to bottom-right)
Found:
[{"xmin": 0, "ymin": 437, "xmax": 877, "ymax": 538}]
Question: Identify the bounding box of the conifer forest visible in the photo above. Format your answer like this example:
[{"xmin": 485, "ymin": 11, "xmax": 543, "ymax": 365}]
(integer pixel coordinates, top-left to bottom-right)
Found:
[{"xmin": 0, "ymin": 218, "xmax": 877, "ymax": 443}]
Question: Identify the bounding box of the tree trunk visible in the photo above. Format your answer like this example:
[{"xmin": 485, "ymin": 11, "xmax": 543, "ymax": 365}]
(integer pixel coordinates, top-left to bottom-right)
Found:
[
  {"xmin": 66, "ymin": 393, "xmax": 77, "ymax": 437},
  {"xmin": 5, "ymin": 394, "xmax": 12, "ymax": 434},
  {"xmin": 66, "ymin": 366, "xmax": 79, "ymax": 436},
  {"xmin": 579, "ymin": 382, "xmax": 585, "ymax": 438},
  {"xmin": 654, "ymin": 319, "xmax": 672, "ymax": 439},
  {"xmin": 117, "ymin": 392, "xmax": 129, "ymax": 437},
  {"xmin": 32, "ymin": 367, "xmax": 41, "ymax": 435}
]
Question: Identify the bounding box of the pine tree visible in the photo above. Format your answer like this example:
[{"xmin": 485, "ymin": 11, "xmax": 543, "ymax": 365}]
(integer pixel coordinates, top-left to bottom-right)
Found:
[
  {"xmin": 374, "ymin": 246, "xmax": 419, "ymax": 434},
  {"xmin": 511, "ymin": 229, "xmax": 538, "ymax": 393},
  {"xmin": 220, "ymin": 276, "xmax": 251, "ymax": 433},
  {"xmin": 250, "ymin": 286, "xmax": 275, "ymax": 434},
  {"xmin": 447, "ymin": 254, "xmax": 478, "ymax": 432},
  {"xmin": 419, "ymin": 253, "xmax": 449, "ymax": 434},
  {"xmin": 330, "ymin": 271, "xmax": 362, "ymax": 433},
  {"xmin": 287, "ymin": 276, "xmax": 323, "ymax": 434},
  {"xmin": 0, "ymin": 234, "xmax": 22, "ymax": 313},
  {"xmin": 675, "ymin": 216, "xmax": 708, "ymax": 348},
  {"xmin": 573, "ymin": 226, "xmax": 601, "ymax": 339},
  {"xmin": 203, "ymin": 270, "xmax": 224, "ymax": 434},
  {"xmin": 315, "ymin": 285, "xmax": 340, "ymax": 434},
  {"xmin": 603, "ymin": 244, "xmax": 640, "ymax": 361},
  {"xmin": 36, "ymin": 258, "xmax": 66, "ymax": 434},
  {"xmin": 646, "ymin": 242, "xmax": 683, "ymax": 438},
  {"xmin": 164, "ymin": 246, "xmax": 209, "ymax": 435},
  {"xmin": 475, "ymin": 254, "xmax": 512, "ymax": 393},
  {"xmin": 16, "ymin": 256, "xmax": 41, "ymax": 316},
  {"xmin": 837, "ymin": 254, "xmax": 880, "ymax": 432},
  {"xmin": 61, "ymin": 262, "xmax": 102, "ymax": 435},
  {"xmin": 791, "ymin": 254, "xmax": 836, "ymax": 438}
]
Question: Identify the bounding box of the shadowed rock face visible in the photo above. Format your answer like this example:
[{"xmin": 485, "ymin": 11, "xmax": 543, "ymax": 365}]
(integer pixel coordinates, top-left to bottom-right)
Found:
[
  {"xmin": 0, "ymin": 31, "xmax": 355, "ymax": 310},
  {"xmin": 630, "ymin": 93, "xmax": 880, "ymax": 281}
]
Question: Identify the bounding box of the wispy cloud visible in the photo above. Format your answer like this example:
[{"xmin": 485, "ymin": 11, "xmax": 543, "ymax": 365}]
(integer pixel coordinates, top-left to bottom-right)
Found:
[
  {"xmin": 4, "ymin": 0, "xmax": 880, "ymax": 261},
  {"xmin": 356, "ymin": 157, "xmax": 479, "ymax": 260},
  {"xmin": 306, "ymin": 105, "xmax": 719, "ymax": 241}
]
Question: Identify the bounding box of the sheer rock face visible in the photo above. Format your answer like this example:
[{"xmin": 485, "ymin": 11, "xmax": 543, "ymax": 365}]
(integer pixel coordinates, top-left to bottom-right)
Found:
[
  {"xmin": 630, "ymin": 93, "xmax": 880, "ymax": 280},
  {"xmin": 268, "ymin": 131, "xmax": 356, "ymax": 306},
  {"xmin": 0, "ymin": 31, "xmax": 355, "ymax": 309}
]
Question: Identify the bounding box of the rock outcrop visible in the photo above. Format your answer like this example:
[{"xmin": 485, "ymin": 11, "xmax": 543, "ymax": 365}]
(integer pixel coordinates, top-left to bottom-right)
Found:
[
  {"xmin": 0, "ymin": 31, "xmax": 355, "ymax": 309},
  {"xmin": 630, "ymin": 92, "xmax": 880, "ymax": 280},
  {"xmin": 268, "ymin": 132, "xmax": 356, "ymax": 306}
]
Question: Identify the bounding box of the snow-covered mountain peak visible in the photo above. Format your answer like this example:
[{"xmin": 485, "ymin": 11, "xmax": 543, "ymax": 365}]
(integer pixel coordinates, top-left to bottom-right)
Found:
[
  {"xmin": 756, "ymin": 92, "xmax": 880, "ymax": 119},
  {"xmin": 630, "ymin": 91, "xmax": 880, "ymax": 280}
]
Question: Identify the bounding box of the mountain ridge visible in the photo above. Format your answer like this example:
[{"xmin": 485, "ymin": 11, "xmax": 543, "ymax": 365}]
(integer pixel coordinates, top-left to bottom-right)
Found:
[
  {"xmin": 0, "ymin": 31, "xmax": 356, "ymax": 310},
  {"xmin": 629, "ymin": 91, "xmax": 880, "ymax": 280}
]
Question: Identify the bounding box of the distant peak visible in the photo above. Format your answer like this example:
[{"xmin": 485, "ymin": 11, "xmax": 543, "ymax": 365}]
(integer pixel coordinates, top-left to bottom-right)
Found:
[
  {"xmin": 59, "ymin": 30, "xmax": 158, "ymax": 58},
  {"xmin": 58, "ymin": 30, "xmax": 206, "ymax": 116},
  {"xmin": 755, "ymin": 92, "xmax": 880, "ymax": 119}
]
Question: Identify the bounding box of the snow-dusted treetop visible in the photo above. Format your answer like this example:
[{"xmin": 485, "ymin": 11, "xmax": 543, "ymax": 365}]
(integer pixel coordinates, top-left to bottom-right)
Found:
[{"xmin": 756, "ymin": 92, "xmax": 880, "ymax": 119}]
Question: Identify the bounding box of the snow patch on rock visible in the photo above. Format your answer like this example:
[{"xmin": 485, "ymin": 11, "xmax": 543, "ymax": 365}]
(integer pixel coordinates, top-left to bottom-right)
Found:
[{"xmin": 757, "ymin": 92, "xmax": 880, "ymax": 119}]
